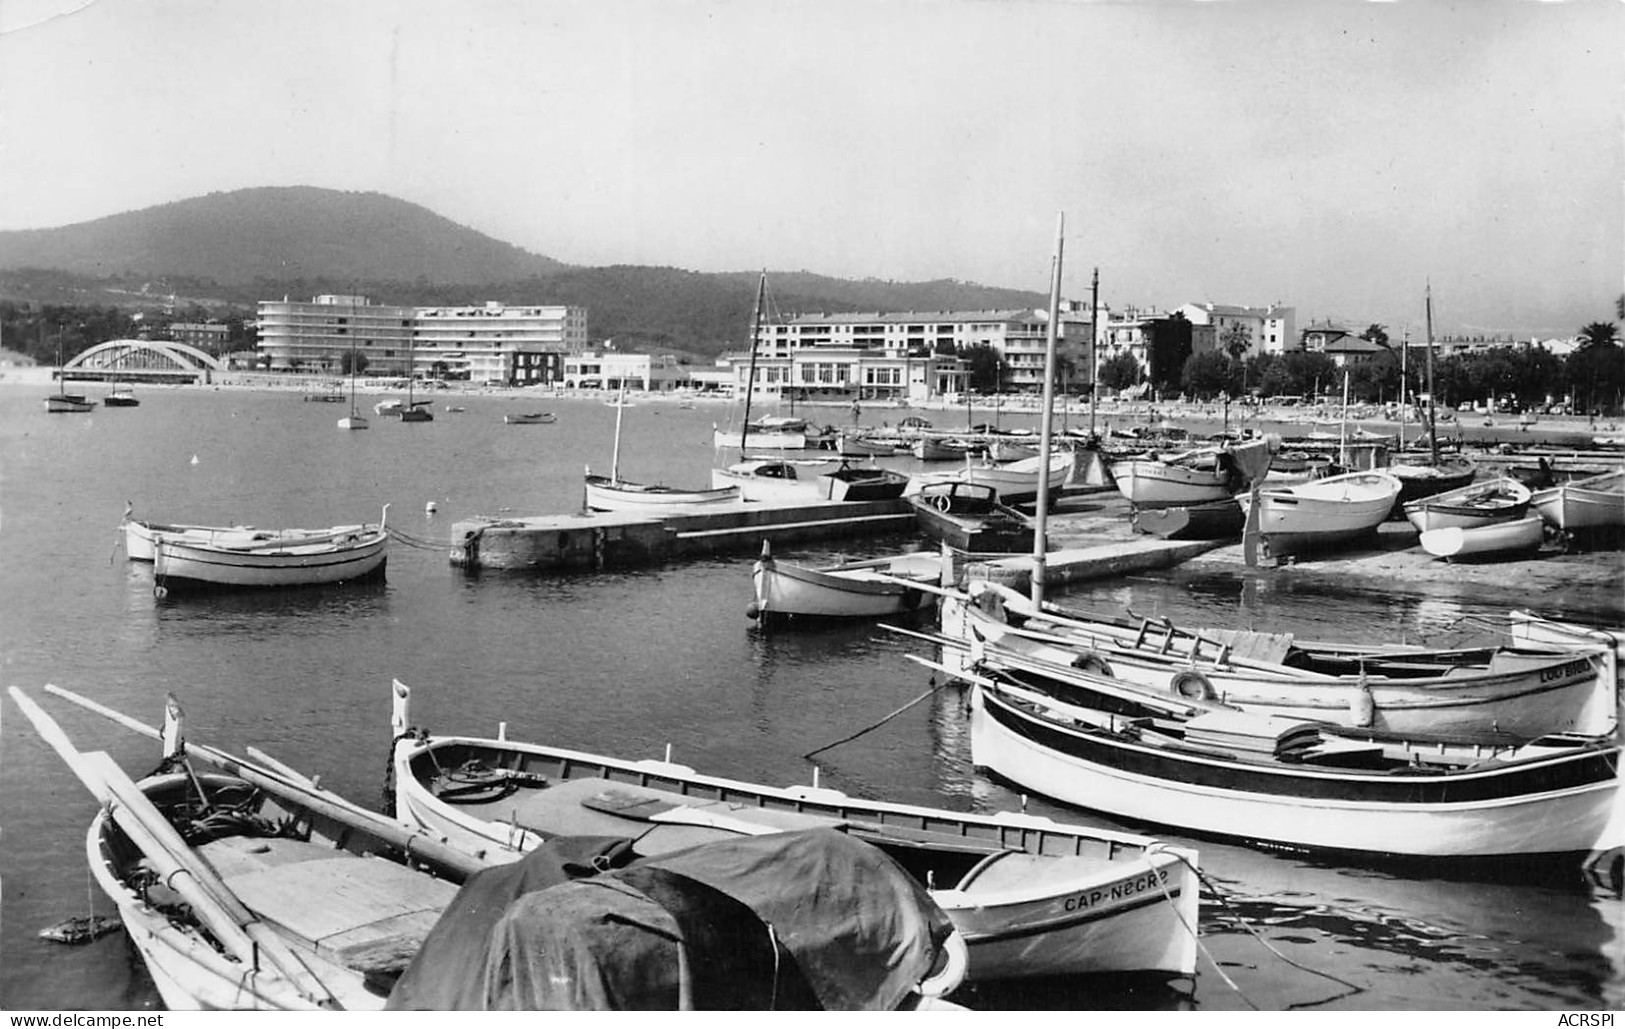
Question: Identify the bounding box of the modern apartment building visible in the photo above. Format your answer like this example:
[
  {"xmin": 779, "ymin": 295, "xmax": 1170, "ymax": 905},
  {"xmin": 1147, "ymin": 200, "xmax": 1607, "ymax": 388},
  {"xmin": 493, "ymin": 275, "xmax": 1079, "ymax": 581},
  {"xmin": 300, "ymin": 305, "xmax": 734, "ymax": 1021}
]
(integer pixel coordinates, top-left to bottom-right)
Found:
[
  {"xmin": 1175, "ymin": 302, "xmax": 1298, "ymax": 356},
  {"xmin": 563, "ymin": 351, "xmax": 689, "ymax": 391},
  {"xmin": 255, "ymin": 296, "xmax": 588, "ymax": 383}
]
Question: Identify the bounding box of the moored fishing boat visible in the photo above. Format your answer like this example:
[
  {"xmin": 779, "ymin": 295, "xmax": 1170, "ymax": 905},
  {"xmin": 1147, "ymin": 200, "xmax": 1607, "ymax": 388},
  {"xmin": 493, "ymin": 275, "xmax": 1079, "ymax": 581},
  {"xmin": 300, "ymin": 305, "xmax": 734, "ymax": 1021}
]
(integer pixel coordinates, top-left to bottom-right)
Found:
[
  {"xmin": 711, "ymin": 458, "xmax": 830, "ymax": 503},
  {"xmin": 908, "ymin": 481, "xmax": 1034, "ymax": 553},
  {"xmin": 152, "ymin": 508, "xmax": 389, "ymax": 593},
  {"xmin": 584, "ymin": 472, "xmax": 740, "ymax": 511},
  {"xmin": 748, "ymin": 541, "xmax": 943, "ymax": 621},
  {"xmin": 1236, "ymin": 469, "xmax": 1402, "ymax": 557},
  {"xmin": 1402, "ymin": 476, "xmax": 1532, "ymax": 532},
  {"xmin": 944, "ymin": 581, "xmax": 1613, "ymax": 745},
  {"xmin": 913, "ymin": 436, "xmax": 967, "ymax": 462},
  {"xmin": 1418, "ymin": 513, "xmax": 1545, "ymax": 562},
  {"xmin": 386, "ymin": 681, "xmax": 1201, "ymax": 983},
  {"xmin": 910, "ymin": 452, "xmax": 1072, "ymax": 505},
  {"xmin": 966, "ymin": 670, "xmax": 1620, "ymax": 863},
  {"xmin": 818, "ymin": 463, "xmax": 910, "ymax": 501},
  {"xmin": 504, "ymin": 411, "xmax": 556, "ymax": 425}
]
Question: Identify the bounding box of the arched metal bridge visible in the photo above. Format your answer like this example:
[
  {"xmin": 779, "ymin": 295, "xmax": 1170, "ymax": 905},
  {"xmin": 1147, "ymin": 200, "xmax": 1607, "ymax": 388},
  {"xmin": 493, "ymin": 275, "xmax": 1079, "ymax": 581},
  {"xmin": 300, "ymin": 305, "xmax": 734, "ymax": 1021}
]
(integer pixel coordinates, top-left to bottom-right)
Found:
[{"xmin": 65, "ymin": 339, "xmax": 225, "ymax": 384}]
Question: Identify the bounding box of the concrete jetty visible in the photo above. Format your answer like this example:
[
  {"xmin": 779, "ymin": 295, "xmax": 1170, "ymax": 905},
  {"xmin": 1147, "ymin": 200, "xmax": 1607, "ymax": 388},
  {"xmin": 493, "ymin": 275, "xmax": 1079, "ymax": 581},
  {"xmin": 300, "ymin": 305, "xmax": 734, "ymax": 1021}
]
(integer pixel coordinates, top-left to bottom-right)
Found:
[{"xmin": 449, "ymin": 498, "xmax": 916, "ymax": 571}]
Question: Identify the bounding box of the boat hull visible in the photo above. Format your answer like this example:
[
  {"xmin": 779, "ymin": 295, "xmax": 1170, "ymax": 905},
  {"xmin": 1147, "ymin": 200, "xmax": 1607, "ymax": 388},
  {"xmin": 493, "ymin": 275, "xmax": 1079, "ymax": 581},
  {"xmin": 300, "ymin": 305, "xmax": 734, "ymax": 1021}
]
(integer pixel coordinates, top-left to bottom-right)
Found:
[
  {"xmin": 1403, "ymin": 476, "xmax": 1531, "ymax": 532},
  {"xmin": 1108, "ymin": 460, "xmax": 1233, "ymax": 509},
  {"xmin": 711, "ymin": 462, "xmax": 828, "ymax": 503},
  {"xmin": 153, "ymin": 530, "xmax": 388, "ymax": 591},
  {"xmin": 46, "ymin": 395, "xmax": 96, "ymax": 413},
  {"xmin": 584, "ymin": 474, "xmax": 740, "ymax": 512},
  {"xmin": 751, "ymin": 551, "xmax": 941, "ymax": 620},
  {"xmin": 1237, "ymin": 470, "xmax": 1401, "ymax": 555},
  {"xmin": 1530, "ymin": 471, "xmax": 1625, "ymax": 531},
  {"xmin": 1419, "ymin": 513, "xmax": 1545, "ymax": 561},
  {"xmin": 971, "ymin": 686, "xmax": 1620, "ymax": 860},
  {"xmin": 390, "ymin": 730, "xmax": 1200, "ymax": 982}
]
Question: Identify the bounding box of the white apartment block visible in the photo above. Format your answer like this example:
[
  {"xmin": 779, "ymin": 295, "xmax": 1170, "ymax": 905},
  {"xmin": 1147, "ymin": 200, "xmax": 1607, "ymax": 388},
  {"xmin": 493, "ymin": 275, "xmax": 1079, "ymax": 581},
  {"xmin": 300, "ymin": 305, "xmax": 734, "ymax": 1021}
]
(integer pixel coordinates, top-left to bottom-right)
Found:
[
  {"xmin": 256, "ymin": 296, "xmax": 588, "ymax": 383},
  {"xmin": 1176, "ymin": 302, "xmax": 1298, "ymax": 356}
]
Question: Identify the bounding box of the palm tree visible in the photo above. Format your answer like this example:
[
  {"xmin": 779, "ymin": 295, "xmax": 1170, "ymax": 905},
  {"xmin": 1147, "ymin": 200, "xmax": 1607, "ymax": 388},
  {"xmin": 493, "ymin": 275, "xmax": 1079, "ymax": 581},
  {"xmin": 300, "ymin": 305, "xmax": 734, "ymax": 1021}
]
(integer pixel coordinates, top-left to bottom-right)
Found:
[{"xmin": 1578, "ymin": 321, "xmax": 1620, "ymax": 349}]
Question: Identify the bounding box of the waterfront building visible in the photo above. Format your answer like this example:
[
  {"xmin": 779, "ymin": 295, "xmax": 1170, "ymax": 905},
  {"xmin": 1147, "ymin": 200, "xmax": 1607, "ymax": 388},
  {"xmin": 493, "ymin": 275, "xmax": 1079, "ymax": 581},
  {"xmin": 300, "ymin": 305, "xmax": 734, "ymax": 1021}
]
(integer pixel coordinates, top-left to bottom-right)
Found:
[
  {"xmin": 563, "ymin": 351, "xmax": 689, "ymax": 391},
  {"xmin": 1302, "ymin": 320, "xmax": 1386, "ymax": 367},
  {"xmin": 255, "ymin": 296, "xmax": 588, "ymax": 383},
  {"xmin": 166, "ymin": 321, "xmax": 232, "ymax": 356},
  {"xmin": 1175, "ymin": 302, "xmax": 1298, "ymax": 356}
]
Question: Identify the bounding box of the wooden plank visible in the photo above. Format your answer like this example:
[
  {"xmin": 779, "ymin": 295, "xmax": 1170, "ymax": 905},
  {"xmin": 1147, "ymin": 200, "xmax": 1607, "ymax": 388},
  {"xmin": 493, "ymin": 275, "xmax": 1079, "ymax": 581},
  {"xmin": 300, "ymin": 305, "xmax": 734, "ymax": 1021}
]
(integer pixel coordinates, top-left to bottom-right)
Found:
[{"xmin": 219, "ymin": 856, "xmax": 457, "ymax": 950}]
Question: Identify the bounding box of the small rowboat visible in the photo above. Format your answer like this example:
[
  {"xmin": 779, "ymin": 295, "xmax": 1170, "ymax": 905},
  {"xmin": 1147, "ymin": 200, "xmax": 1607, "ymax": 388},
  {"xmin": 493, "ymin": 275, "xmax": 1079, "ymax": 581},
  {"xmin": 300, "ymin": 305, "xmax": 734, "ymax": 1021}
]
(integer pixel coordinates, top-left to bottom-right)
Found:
[
  {"xmin": 152, "ymin": 508, "xmax": 389, "ymax": 593},
  {"xmin": 504, "ymin": 411, "xmax": 556, "ymax": 425},
  {"xmin": 1403, "ymin": 476, "xmax": 1532, "ymax": 533},
  {"xmin": 388, "ymin": 680, "xmax": 1200, "ymax": 983},
  {"xmin": 1530, "ymin": 468, "xmax": 1625, "ymax": 532},
  {"xmin": 1237, "ymin": 470, "xmax": 1402, "ymax": 557},
  {"xmin": 122, "ymin": 507, "xmax": 363, "ymax": 563},
  {"xmin": 583, "ymin": 472, "xmax": 740, "ymax": 512},
  {"xmin": 908, "ymin": 481, "xmax": 1034, "ymax": 553},
  {"xmin": 749, "ymin": 541, "xmax": 943, "ymax": 621},
  {"xmin": 1418, "ymin": 513, "xmax": 1545, "ymax": 561}
]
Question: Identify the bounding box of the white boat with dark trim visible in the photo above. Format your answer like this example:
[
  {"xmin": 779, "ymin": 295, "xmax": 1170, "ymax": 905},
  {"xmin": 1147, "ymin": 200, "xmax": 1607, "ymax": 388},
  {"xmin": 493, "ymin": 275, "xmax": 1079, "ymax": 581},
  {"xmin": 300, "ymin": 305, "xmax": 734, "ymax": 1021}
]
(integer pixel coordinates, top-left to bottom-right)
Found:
[
  {"xmin": 1403, "ymin": 476, "xmax": 1532, "ymax": 533},
  {"xmin": 908, "ymin": 452, "xmax": 1072, "ymax": 505},
  {"xmin": 584, "ymin": 472, "xmax": 740, "ymax": 512},
  {"xmin": 946, "ymin": 581, "xmax": 1612, "ymax": 745},
  {"xmin": 1108, "ymin": 439, "xmax": 1274, "ymax": 509},
  {"xmin": 152, "ymin": 508, "xmax": 389, "ymax": 593},
  {"xmin": 1418, "ymin": 513, "xmax": 1545, "ymax": 561},
  {"xmin": 961, "ymin": 662, "xmax": 1620, "ymax": 863},
  {"xmin": 749, "ymin": 541, "xmax": 943, "ymax": 621},
  {"xmin": 711, "ymin": 458, "xmax": 830, "ymax": 503},
  {"xmin": 387, "ymin": 680, "xmax": 1201, "ymax": 983}
]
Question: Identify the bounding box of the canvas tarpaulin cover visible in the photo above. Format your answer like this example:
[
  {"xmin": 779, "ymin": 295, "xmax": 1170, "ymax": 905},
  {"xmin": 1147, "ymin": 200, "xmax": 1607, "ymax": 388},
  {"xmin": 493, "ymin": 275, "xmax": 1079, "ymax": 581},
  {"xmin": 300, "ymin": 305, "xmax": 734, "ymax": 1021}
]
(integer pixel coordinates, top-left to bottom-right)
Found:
[{"xmin": 386, "ymin": 828, "xmax": 952, "ymax": 1010}]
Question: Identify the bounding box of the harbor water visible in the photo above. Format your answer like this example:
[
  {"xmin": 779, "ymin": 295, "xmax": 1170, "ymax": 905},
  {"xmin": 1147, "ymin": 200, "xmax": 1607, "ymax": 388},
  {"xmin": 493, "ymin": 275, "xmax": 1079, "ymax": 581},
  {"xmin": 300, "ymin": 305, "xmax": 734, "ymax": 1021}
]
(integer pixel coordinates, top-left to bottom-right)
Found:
[{"xmin": 1, "ymin": 382, "xmax": 1620, "ymax": 1011}]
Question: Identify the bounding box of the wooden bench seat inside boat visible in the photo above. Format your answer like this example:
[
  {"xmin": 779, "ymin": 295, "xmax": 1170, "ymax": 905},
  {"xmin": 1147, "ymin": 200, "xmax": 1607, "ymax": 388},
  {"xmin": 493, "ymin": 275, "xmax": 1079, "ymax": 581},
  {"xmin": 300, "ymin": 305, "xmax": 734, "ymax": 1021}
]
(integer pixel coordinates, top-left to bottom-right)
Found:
[
  {"xmin": 198, "ymin": 835, "xmax": 457, "ymax": 977},
  {"xmin": 480, "ymin": 777, "xmax": 1012, "ymax": 859}
]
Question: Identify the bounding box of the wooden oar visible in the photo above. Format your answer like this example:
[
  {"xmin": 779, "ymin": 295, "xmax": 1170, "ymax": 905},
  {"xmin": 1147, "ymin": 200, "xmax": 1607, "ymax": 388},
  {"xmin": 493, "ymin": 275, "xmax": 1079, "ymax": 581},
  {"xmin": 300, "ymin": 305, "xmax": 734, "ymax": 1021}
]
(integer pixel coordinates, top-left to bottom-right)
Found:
[
  {"xmin": 42, "ymin": 683, "xmax": 487, "ymax": 882},
  {"xmin": 8, "ymin": 688, "xmax": 335, "ymax": 1007}
]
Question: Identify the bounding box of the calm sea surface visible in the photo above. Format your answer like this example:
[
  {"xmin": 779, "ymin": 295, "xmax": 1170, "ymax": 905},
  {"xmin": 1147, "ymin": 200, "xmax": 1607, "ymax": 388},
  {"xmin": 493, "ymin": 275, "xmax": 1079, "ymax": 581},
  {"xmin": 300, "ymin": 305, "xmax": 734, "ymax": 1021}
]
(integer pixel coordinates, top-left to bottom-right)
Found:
[{"xmin": 1, "ymin": 382, "xmax": 1620, "ymax": 1012}]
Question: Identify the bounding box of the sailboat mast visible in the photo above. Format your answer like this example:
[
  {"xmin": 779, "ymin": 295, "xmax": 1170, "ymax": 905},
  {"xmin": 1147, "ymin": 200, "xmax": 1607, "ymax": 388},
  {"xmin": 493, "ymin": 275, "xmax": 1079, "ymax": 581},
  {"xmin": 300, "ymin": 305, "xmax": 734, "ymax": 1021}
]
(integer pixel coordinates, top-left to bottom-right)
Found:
[
  {"xmin": 1032, "ymin": 213, "xmax": 1064, "ymax": 607},
  {"xmin": 1398, "ymin": 328, "xmax": 1408, "ymax": 450},
  {"xmin": 610, "ymin": 381, "xmax": 627, "ymax": 483},
  {"xmin": 1424, "ymin": 283, "xmax": 1439, "ymax": 462},
  {"xmin": 738, "ymin": 272, "xmax": 767, "ymax": 453},
  {"xmin": 1088, "ymin": 266, "xmax": 1099, "ymax": 438}
]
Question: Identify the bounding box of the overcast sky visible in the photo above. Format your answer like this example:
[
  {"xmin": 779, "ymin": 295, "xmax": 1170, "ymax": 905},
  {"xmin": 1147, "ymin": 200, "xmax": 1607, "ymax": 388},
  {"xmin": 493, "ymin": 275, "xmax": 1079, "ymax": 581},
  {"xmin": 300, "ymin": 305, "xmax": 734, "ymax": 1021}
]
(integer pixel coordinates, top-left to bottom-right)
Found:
[{"xmin": 1, "ymin": 0, "xmax": 1619, "ymax": 337}]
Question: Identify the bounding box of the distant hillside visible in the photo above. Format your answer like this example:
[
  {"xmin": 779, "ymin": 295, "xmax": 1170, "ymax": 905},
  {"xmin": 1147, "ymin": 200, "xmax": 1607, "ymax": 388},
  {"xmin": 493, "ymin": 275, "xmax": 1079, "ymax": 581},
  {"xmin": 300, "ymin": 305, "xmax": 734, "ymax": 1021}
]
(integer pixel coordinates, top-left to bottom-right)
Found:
[
  {"xmin": 0, "ymin": 188, "xmax": 1049, "ymax": 357},
  {"xmin": 0, "ymin": 187, "xmax": 564, "ymax": 286}
]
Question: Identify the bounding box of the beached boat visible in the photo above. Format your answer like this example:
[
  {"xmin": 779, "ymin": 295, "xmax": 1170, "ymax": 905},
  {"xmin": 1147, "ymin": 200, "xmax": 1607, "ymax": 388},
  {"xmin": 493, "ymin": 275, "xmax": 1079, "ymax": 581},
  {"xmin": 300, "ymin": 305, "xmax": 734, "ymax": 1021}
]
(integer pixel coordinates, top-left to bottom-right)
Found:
[
  {"xmin": 749, "ymin": 541, "xmax": 944, "ymax": 621},
  {"xmin": 1386, "ymin": 455, "xmax": 1477, "ymax": 507},
  {"xmin": 1236, "ymin": 470, "xmax": 1402, "ymax": 556},
  {"xmin": 1129, "ymin": 498, "xmax": 1245, "ymax": 540},
  {"xmin": 151, "ymin": 508, "xmax": 389, "ymax": 593},
  {"xmin": 711, "ymin": 459, "xmax": 829, "ymax": 503},
  {"xmin": 1418, "ymin": 513, "xmax": 1545, "ymax": 562},
  {"xmin": 504, "ymin": 411, "xmax": 556, "ymax": 425},
  {"xmin": 818, "ymin": 463, "xmax": 910, "ymax": 502},
  {"xmin": 945, "ymin": 581, "xmax": 1612, "ymax": 745},
  {"xmin": 986, "ymin": 437, "xmax": 1040, "ymax": 463},
  {"xmin": 387, "ymin": 681, "xmax": 1201, "ymax": 982},
  {"xmin": 1402, "ymin": 476, "xmax": 1532, "ymax": 533},
  {"xmin": 17, "ymin": 687, "xmax": 963, "ymax": 1011},
  {"xmin": 1108, "ymin": 448, "xmax": 1245, "ymax": 509},
  {"xmin": 966, "ymin": 671, "xmax": 1620, "ymax": 863},
  {"xmin": 909, "ymin": 481, "xmax": 1034, "ymax": 553},
  {"xmin": 1530, "ymin": 468, "xmax": 1625, "ymax": 532}
]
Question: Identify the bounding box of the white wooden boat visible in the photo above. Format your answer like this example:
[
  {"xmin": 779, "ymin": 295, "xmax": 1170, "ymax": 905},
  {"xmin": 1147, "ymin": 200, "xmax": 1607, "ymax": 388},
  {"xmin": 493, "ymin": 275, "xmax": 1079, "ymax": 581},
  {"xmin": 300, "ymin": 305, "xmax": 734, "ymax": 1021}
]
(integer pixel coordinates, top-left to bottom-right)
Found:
[
  {"xmin": 584, "ymin": 472, "xmax": 740, "ymax": 512},
  {"xmin": 913, "ymin": 437, "xmax": 965, "ymax": 462},
  {"xmin": 11, "ymin": 687, "xmax": 481, "ymax": 1011},
  {"xmin": 1108, "ymin": 449, "xmax": 1239, "ymax": 508},
  {"xmin": 836, "ymin": 432, "xmax": 897, "ymax": 457},
  {"xmin": 373, "ymin": 398, "xmax": 404, "ymax": 416},
  {"xmin": 909, "ymin": 452, "xmax": 1071, "ymax": 505},
  {"xmin": 987, "ymin": 438, "xmax": 1040, "ymax": 462},
  {"xmin": 1236, "ymin": 470, "xmax": 1402, "ymax": 556},
  {"xmin": 1403, "ymin": 476, "xmax": 1531, "ymax": 532},
  {"xmin": 749, "ymin": 541, "xmax": 943, "ymax": 621},
  {"xmin": 20, "ymin": 687, "xmax": 963, "ymax": 1011},
  {"xmin": 946, "ymin": 582, "xmax": 1612, "ymax": 745},
  {"xmin": 1508, "ymin": 610, "xmax": 1624, "ymax": 663},
  {"xmin": 387, "ymin": 681, "xmax": 1200, "ymax": 983},
  {"xmin": 713, "ymin": 415, "xmax": 823, "ymax": 450},
  {"xmin": 968, "ymin": 674, "xmax": 1620, "ymax": 862},
  {"xmin": 1530, "ymin": 468, "xmax": 1625, "ymax": 531},
  {"xmin": 1419, "ymin": 513, "xmax": 1545, "ymax": 561},
  {"xmin": 583, "ymin": 389, "xmax": 741, "ymax": 510},
  {"xmin": 711, "ymin": 459, "xmax": 829, "ymax": 503},
  {"xmin": 152, "ymin": 508, "xmax": 389, "ymax": 593}
]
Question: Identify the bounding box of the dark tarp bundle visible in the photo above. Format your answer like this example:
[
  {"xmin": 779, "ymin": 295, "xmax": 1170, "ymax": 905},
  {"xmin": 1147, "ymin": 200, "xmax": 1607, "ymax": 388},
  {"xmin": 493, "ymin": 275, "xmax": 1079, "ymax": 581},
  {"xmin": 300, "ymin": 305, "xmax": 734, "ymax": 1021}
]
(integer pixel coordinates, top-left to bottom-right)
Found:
[{"xmin": 387, "ymin": 828, "xmax": 954, "ymax": 1011}]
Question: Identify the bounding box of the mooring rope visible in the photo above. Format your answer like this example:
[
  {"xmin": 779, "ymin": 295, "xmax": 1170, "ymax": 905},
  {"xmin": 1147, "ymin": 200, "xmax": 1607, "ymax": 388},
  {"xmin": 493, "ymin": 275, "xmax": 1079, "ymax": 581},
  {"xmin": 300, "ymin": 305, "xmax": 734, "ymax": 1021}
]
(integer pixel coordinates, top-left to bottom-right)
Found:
[
  {"xmin": 803, "ymin": 676, "xmax": 952, "ymax": 758},
  {"xmin": 385, "ymin": 527, "xmax": 454, "ymax": 551}
]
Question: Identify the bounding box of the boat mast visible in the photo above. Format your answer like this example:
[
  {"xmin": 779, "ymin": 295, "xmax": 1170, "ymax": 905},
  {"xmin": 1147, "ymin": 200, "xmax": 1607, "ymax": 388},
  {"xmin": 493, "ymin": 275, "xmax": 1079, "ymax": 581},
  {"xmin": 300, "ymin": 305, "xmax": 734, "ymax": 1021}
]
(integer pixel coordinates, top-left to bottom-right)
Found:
[
  {"xmin": 1088, "ymin": 266, "xmax": 1099, "ymax": 438},
  {"xmin": 1424, "ymin": 282, "xmax": 1439, "ymax": 463},
  {"xmin": 738, "ymin": 272, "xmax": 767, "ymax": 453},
  {"xmin": 610, "ymin": 380, "xmax": 627, "ymax": 483},
  {"xmin": 1338, "ymin": 368, "xmax": 1350, "ymax": 469},
  {"xmin": 1398, "ymin": 327, "xmax": 1408, "ymax": 450},
  {"xmin": 1032, "ymin": 212, "xmax": 1064, "ymax": 607}
]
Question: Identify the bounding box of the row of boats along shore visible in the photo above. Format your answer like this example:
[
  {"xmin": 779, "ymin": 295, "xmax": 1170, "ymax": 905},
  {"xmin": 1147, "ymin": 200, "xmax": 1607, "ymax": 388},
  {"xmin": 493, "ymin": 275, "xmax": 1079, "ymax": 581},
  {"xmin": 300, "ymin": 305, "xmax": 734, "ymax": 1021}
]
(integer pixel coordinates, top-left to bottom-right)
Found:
[
  {"xmin": 30, "ymin": 394, "xmax": 1623, "ymax": 1011},
  {"xmin": 25, "ymin": 262, "xmax": 1625, "ymax": 1011}
]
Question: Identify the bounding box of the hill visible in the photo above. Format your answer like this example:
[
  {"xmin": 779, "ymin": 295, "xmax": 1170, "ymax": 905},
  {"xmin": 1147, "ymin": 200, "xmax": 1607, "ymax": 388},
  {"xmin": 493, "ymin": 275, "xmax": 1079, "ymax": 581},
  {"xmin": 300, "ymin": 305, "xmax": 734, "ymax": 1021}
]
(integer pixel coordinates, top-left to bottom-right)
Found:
[
  {"xmin": 0, "ymin": 187, "xmax": 564, "ymax": 285},
  {"xmin": 0, "ymin": 187, "xmax": 1049, "ymax": 357}
]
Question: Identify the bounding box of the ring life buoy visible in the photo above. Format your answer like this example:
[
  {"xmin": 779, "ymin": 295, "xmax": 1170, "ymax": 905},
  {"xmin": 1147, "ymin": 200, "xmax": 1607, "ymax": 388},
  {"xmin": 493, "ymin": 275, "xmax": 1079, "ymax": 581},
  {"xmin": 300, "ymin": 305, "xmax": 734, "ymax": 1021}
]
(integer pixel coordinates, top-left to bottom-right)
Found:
[
  {"xmin": 932, "ymin": 492, "xmax": 952, "ymax": 513},
  {"xmin": 1170, "ymin": 669, "xmax": 1216, "ymax": 701},
  {"xmin": 1071, "ymin": 652, "xmax": 1114, "ymax": 679},
  {"xmin": 916, "ymin": 930, "xmax": 969, "ymax": 998}
]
